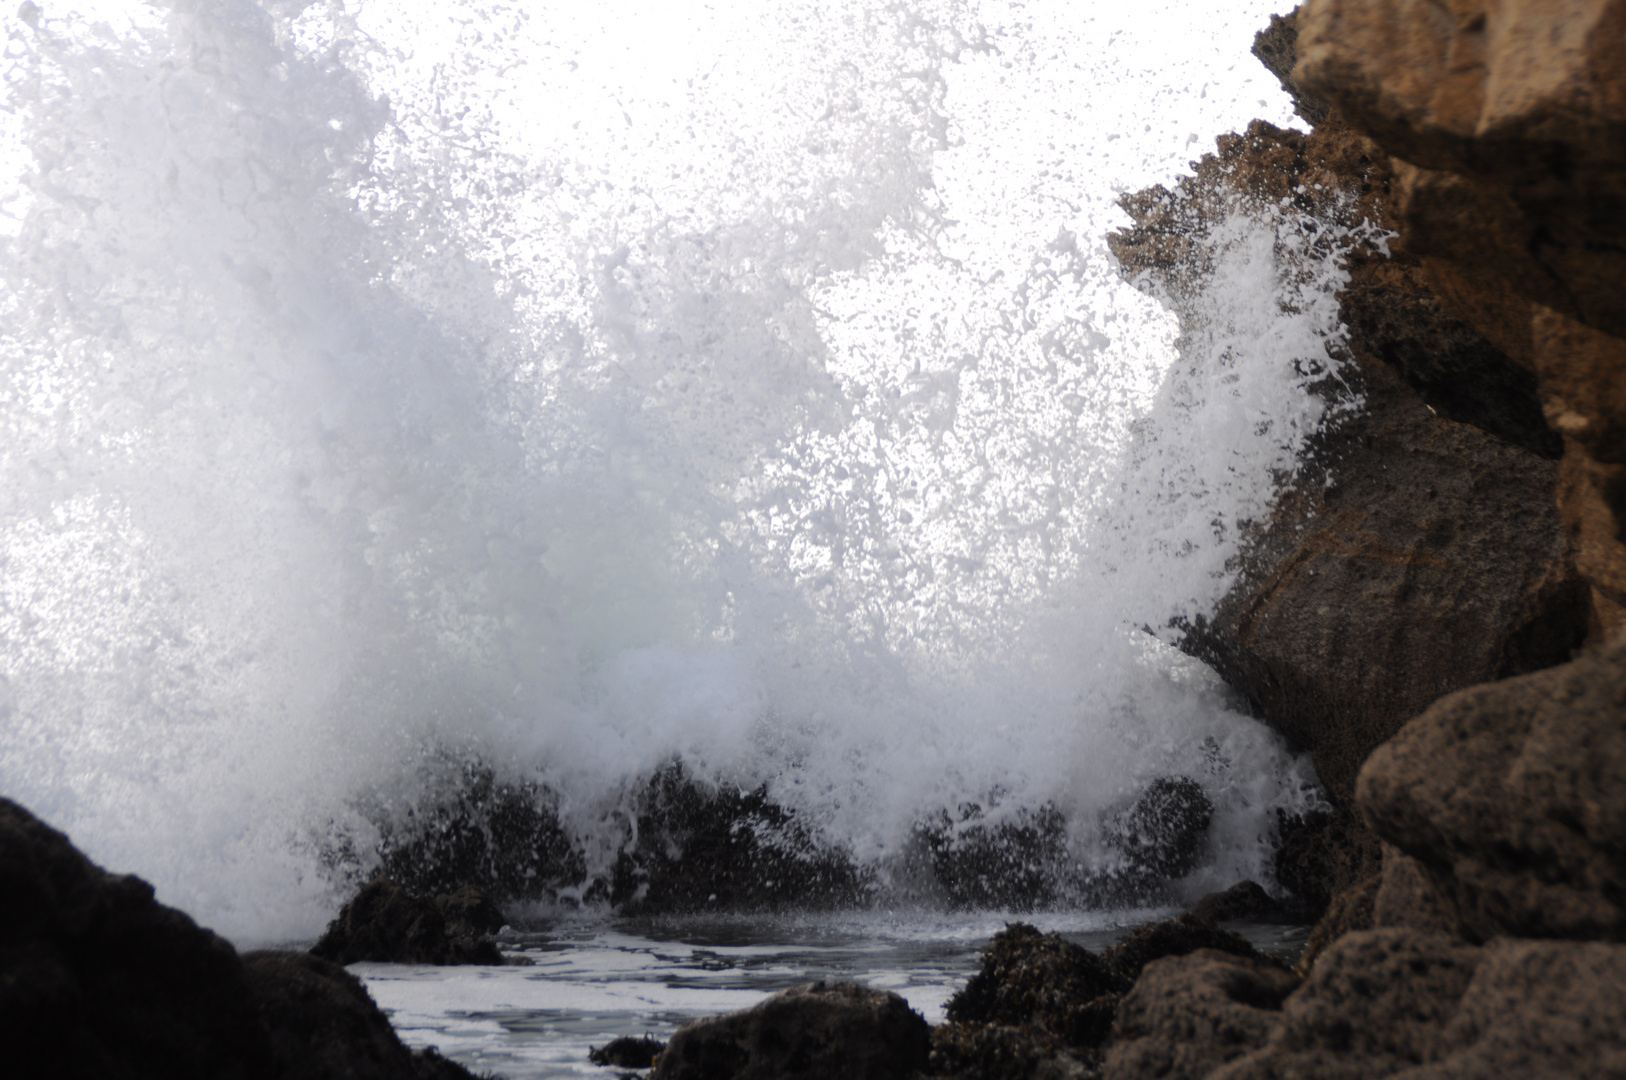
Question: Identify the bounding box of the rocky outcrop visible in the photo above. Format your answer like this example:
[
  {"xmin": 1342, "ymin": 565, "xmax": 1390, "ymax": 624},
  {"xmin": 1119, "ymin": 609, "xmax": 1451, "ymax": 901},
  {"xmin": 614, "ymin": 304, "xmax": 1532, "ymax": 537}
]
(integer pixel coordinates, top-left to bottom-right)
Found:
[
  {"xmin": 932, "ymin": 919, "xmax": 1279, "ymax": 1079},
  {"xmin": 0, "ymin": 797, "xmax": 475, "ymax": 1080},
  {"xmin": 1106, "ymin": 928, "xmax": 1626, "ymax": 1080},
  {"xmin": 1358, "ymin": 631, "xmax": 1626, "ymax": 943},
  {"xmin": 310, "ymin": 877, "xmax": 508, "ymax": 966},
  {"xmin": 1292, "ymin": 0, "xmax": 1626, "ymax": 639},
  {"xmin": 651, "ymin": 981, "xmax": 929, "ymax": 1080},
  {"xmin": 1112, "ymin": 114, "xmax": 1586, "ymax": 821}
]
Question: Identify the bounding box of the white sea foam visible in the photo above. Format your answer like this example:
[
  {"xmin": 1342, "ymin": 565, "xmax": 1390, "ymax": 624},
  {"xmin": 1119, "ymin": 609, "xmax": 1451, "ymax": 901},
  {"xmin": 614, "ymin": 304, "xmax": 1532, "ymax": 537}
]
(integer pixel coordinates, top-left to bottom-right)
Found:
[{"xmin": 0, "ymin": 0, "xmax": 1346, "ymax": 943}]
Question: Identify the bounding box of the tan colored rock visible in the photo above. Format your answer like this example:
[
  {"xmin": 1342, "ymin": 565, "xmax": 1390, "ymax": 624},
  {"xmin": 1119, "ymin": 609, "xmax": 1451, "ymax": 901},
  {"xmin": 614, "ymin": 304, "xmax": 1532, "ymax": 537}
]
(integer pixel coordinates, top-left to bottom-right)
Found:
[
  {"xmin": 1103, "ymin": 950, "xmax": 1300, "ymax": 1080},
  {"xmin": 1373, "ymin": 842, "xmax": 1461, "ymax": 936},
  {"xmin": 1358, "ymin": 631, "xmax": 1626, "ymax": 942}
]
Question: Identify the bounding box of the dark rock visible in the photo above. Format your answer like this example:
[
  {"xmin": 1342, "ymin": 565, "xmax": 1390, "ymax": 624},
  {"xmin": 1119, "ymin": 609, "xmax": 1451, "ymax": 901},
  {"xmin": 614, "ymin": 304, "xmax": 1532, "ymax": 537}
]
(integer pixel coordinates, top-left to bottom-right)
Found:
[
  {"xmin": 608, "ymin": 761, "xmax": 866, "ymax": 913},
  {"xmin": 1187, "ymin": 881, "xmax": 1298, "ymax": 924},
  {"xmin": 930, "ymin": 1022, "xmax": 1096, "ymax": 1080},
  {"xmin": 1357, "ymin": 631, "xmax": 1626, "ymax": 943},
  {"xmin": 1371, "ymin": 842, "xmax": 1460, "ymax": 937},
  {"xmin": 1271, "ymin": 804, "xmax": 1381, "ymax": 917},
  {"xmin": 650, "ymin": 981, "xmax": 928, "ymax": 1080},
  {"xmin": 436, "ymin": 884, "xmax": 507, "ymax": 937},
  {"xmin": 1250, "ymin": 9, "xmax": 1329, "ymax": 127},
  {"xmin": 1098, "ymin": 777, "xmax": 1213, "ymax": 890},
  {"xmin": 907, "ymin": 802, "xmax": 1068, "ymax": 910},
  {"xmin": 1102, "ymin": 914, "xmax": 1270, "ymax": 983},
  {"xmin": 311, "ymin": 878, "xmax": 505, "ymax": 966},
  {"xmin": 367, "ymin": 758, "xmax": 584, "ymax": 905},
  {"xmin": 242, "ymin": 950, "xmax": 477, "ymax": 1080},
  {"xmin": 0, "ymin": 796, "xmax": 478, "ymax": 1080},
  {"xmin": 589, "ymin": 1035, "xmax": 665, "ymax": 1069},
  {"xmin": 1103, "ymin": 949, "xmax": 1300, "ymax": 1080},
  {"xmin": 1296, "ymin": 870, "xmax": 1378, "ymax": 974},
  {"xmin": 1112, "ymin": 116, "xmax": 1586, "ymax": 811},
  {"xmin": 946, "ymin": 923, "xmax": 1130, "ymax": 1048},
  {"xmin": 0, "ymin": 796, "xmax": 275, "ymax": 1080}
]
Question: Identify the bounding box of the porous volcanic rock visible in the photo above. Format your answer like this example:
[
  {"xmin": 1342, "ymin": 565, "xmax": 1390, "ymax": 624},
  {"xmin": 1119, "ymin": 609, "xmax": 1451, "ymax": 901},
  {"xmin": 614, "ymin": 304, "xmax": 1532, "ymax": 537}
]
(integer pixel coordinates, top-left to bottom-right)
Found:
[
  {"xmin": 1112, "ymin": 115, "xmax": 1585, "ymax": 818},
  {"xmin": 1357, "ymin": 631, "xmax": 1626, "ymax": 943},
  {"xmin": 1103, "ymin": 949, "xmax": 1301, "ymax": 1080},
  {"xmin": 650, "ymin": 981, "xmax": 928, "ymax": 1080},
  {"xmin": 311, "ymin": 877, "xmax": 506, "ymax": 966}
]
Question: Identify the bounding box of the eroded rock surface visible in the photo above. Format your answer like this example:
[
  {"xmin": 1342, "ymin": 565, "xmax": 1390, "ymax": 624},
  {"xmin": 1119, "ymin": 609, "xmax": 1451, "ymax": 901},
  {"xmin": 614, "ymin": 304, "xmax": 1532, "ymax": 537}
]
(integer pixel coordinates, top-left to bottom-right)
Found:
[
  {"xmin": 1358, "ymin": 631, "xmax": 1626, "ymax": 943},
  {"xmin": 651, "ymin": 981, "xmax": 929, "ymax": 1080},
  {"xmin": 310, "ymin": 877, "xmax": 507, "ymax": 966}
]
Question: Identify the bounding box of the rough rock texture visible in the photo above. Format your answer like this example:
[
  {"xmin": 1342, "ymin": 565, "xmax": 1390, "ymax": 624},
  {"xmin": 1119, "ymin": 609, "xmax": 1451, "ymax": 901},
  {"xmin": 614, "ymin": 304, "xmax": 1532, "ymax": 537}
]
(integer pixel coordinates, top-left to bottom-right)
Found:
[
  {"xmin": 1113, "ymin": 114, "xmax": 1586, "ymax": 816},
  {"xmin": 935, "ymin": 919, "xmax": 1279, "ymax": 1079},
  {"xmin": 651, "ymin": 981, "xmax": 929, "ymax": 1080},
  {"xmin": 589, "ymin": 1035, "xmax": 666, "ymax": 1069},
  {"xmin": 1271, "ymin": 805, "xmax": 1381, "ymax": 915},
  {"xmin": 1105, "ymin": 928, "xmax": 1626, "ymax": 1080},
  {"xmin": 1103, "ymin": 950, "xmax": 1301, "ymax": 1080},
  {"xmin": 1358, "ymin": 631, "xmax": 1626, "ymax": 943},
  {"xmin": 1294, "ymin": 0, "xmax": 1626, "ymax": 639},
  {"xmin": 0, "ymin": 797, "xmax": 475, "ymax": 1080},
  {"xmin": 311, "ymin": 877, "xmax": 507, "ymax": 966},
  {"xmin": 242, "ymin": 951, "xmax": 475, "ymax": 1080},
  {"xmin": 1187, "ymin": 880, "xmax": 1300, "ymax": 924}
]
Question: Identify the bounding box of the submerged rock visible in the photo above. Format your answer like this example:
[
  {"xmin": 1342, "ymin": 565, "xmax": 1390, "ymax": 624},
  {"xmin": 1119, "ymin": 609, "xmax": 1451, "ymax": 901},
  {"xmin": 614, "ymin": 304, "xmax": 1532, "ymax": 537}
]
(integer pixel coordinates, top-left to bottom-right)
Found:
[
  {"xmin": 651, "ymin": 981, "xmax": 928, "ymax": 1080},
  {"xmin": 311, "ymin": 877, "xmax": 508, "ymax": 966},
  {"xmin": 0, "ymin": 797, "xmax": 476, "ymax": 1080}
]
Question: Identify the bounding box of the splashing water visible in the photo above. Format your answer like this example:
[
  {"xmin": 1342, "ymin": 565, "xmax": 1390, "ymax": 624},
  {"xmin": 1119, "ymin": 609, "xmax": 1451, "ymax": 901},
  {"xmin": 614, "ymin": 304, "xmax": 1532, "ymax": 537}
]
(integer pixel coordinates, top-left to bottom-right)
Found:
[{"xmin": 0, "ymin": 0, "xmax": 1351, "ymax": 942}]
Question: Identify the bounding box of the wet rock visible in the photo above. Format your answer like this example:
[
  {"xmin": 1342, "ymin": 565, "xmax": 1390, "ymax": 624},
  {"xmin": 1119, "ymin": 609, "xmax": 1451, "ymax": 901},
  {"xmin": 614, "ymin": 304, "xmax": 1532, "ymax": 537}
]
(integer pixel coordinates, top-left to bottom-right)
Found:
[
  {"xmin": 651, "ymin": 981, "xmax": 928, "ymax": 1080},
  {"xmin": 608, "ymin": 762, "xmax": 866, "ymax": 913},
  {"xmin": 589, "ymin": 1035, "xmax": 666, "ymax": 1069},
  {"xmin": 1271, "ymin": 804, "xmax": 1381, "ymax": 917},
  {"xmin": 1098, "ymin": 778, "xmax": 1213, "ymax": 890},
  {"xmin": 1102, "ymin": 914, "xmax": 1270, "ymax": 983},
  {"xmin": 311, "ymin": 878, "xmax": 506, "ymax": 966},
  {"xmin": 908, "ymin": 802, "xmax": 1068, "ymax": 910},
  {"xmin": 1357, "ymin": 631, "xmax": 1626, "ymax": 942},
  {"xmin": 1112, "ymin": 115, "xmax": 1586, "ymax": 811},
  {"xmin": 0, "ymin": 796, "xmax": 477, "ymax": 1080},
  {"xmin": 930, "ymin": 1021, "xmax": 1096, "ymax": 1080},
  {"xmin": 242, "ymin": 950, "xmax": 477, "ymax": 1080},
  {"xmin": 946, "ymin": 924, "xmax": 1130, "ymax": 1048},
  {"xmin": 0, "ymin": 797, "xmax": 275, "ymax": 1079},
  {"xmin": 368, "ymin": 759, "xmax": 585, "ymax": 905},
  {"xmin": 1187, "ymin": 880, "xmax": 1299, "ymax": 925},
  {"xmin": 1103, "ymin": 949, "xmax": 1300, "ymax": 1080}
]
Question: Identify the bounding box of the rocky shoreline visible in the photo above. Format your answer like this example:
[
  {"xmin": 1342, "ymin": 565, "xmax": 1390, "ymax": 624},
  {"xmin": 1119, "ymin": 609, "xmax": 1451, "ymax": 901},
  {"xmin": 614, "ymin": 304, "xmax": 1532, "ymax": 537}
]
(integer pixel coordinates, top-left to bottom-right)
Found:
[{"xmin": 4, "ymin": 1, "xmax": 1624, "ymax": 1077}]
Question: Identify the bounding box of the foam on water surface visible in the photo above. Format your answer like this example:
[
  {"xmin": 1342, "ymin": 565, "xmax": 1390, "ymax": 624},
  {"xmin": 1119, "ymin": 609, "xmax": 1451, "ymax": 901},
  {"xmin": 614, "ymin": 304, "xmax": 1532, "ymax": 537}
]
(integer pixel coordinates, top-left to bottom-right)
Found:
[{"xmin": 1, "ymin": 0, "xmax": 1349, "ymax": 942}]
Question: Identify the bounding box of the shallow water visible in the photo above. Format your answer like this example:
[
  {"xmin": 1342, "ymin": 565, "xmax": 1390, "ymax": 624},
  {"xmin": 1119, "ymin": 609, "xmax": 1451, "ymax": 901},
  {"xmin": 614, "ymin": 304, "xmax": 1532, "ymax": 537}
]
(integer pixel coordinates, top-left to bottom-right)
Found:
[{"xmin": 356, "ymin": 912, "xmax": 1310, "ymax": 1078}]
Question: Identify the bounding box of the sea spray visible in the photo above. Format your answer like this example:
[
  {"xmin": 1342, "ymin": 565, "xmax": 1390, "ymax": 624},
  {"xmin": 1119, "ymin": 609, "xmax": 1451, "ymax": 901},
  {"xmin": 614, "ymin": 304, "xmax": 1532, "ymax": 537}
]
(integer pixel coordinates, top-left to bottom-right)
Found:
[{"xmin": 3, "ymin": 0, "xmax": 1347, "ymax": 941}]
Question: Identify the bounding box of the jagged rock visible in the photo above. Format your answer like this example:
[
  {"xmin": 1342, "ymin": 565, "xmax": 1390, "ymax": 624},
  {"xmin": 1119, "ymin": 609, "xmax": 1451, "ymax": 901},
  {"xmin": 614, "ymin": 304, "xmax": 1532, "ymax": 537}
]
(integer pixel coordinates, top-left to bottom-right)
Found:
[
  {"xmin": 1250, "ymin": 10, "xmax": 1329, "ymax": 126},
  {"xmin": 589, "ymin": 1035, "xmax": 666, "ymax": 1068},
  {"xmin": 650, "ymin": 981, "xmax": 928, "ymax": 1080},
  {"xmin": 1099, "ymin": 777, "xmax": 1213, "ymax": 888},
  {"xmin": 1357, "ymin": 631, "xmax": 1626, "ymax": 943},
  {"xmin": 311, "ymin": 878, "xmax": 505, "ymax": 966},
  {"xmin": 1103, "ymin": 949, "xmax": 1300, "ymax": 1080},
  {"xmin": 608, "ymin": 761, "xmax": 866, "ymax": 913},
  {"xmin": 946, "ymin": 924, "xmax": 1130, "ymax": 1046},
  {"xmin": 909, "ymin": 802, "xmax": 1068, "ymax": 910},
  {"xmin": 368, "ymin": 760, "xmax": 585, "ymax": 905},
  {"xmin": 1113, "ymin": 115, "xmax": 1586, "ymax": 812},
  {"xmin": 1188, "ymin": 880, "xmax": 1300, "ymax": 924},
  {"xmin": 1294, "ymin": 0, "xmax": 1626, "ymax": 639},
  {"xmin": 242, "ymin": 951, "xmax": 476, "ymax": 1080},
  {"xmin": 0, "ymin": 797, "xmax": 477, "ymax": 1080},
  {"xmin": 1294, "ymin": 0, "xmax": 1626, "ymax": 343}
]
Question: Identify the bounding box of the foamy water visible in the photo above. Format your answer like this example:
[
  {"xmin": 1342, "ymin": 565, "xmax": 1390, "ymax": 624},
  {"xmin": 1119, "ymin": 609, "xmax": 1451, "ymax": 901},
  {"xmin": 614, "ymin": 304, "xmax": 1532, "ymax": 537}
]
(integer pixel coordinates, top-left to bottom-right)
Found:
[{"xmin": 0, "ymin": 0, "xmax": 1347, "ymax": 944}]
